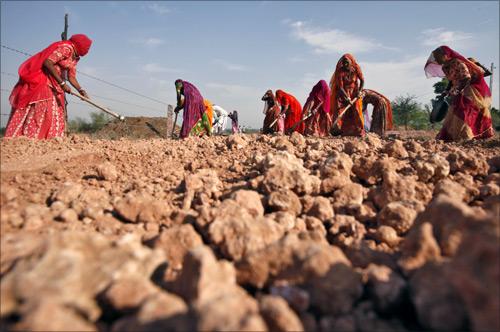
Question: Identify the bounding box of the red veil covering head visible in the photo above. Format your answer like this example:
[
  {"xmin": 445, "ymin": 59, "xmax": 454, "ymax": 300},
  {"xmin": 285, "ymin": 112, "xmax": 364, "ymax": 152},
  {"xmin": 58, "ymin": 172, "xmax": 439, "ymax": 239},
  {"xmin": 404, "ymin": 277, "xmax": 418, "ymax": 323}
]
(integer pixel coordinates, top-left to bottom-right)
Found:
[
  {"xmin": 69, "ymin": 34, "xmax": 92, "ymax": 57},
  {"xmin": 424, "ymin": 45, "xmax": 490, "ymax": 97},
  {"xmin": 329, "ymin": 53, "xmax": 364, "ymax": 128}
]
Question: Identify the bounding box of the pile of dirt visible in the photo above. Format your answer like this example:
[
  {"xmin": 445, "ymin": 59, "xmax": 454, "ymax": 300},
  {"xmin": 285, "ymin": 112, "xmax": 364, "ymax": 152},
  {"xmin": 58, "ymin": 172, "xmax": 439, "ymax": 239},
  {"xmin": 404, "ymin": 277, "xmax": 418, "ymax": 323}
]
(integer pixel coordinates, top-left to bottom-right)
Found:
[
  {"xmin": 1, "ymin": 132, "xmax": 499, "ymax": 331},
  {"xmin": 94, "ymin": 116, "xmax": 176, "ymax": 139}
]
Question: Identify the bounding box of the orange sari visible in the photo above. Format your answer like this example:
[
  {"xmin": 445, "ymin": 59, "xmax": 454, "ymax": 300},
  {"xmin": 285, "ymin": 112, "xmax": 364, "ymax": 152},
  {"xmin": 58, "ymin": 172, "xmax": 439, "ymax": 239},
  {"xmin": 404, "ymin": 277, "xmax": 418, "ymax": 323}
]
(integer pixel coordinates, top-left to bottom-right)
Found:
[{"xmin": 329, "ymin": 54, "xmax": 365, "ymax": 136}]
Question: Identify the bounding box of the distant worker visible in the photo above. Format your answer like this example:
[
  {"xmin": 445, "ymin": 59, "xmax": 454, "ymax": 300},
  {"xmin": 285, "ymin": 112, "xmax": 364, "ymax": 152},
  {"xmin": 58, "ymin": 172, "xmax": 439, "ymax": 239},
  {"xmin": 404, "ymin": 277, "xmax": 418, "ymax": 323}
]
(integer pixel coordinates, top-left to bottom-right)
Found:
[
  {"xmin": 329, "ymin": 53, "xmax": 365, "ymax": 136},
  {"xmin": 302, "ymin": 80, "xmax": 332, "ymax": 137},
  {"xmin": 261, "ymin": 90, "xmax": 283, "ymax": 134},
  {"xmin": 212, "ymin": 104, "xmax": 229, "ymax": 135},
  {"xmin": 275, "ymin": 89, "xmax": 303, "ymax": 134},
  {"xmin": 361, "ymin": 89, "xmax": 393, "ymax": 136},
  {"xmin": 5, "ymin": 34, "xmax": 92, "ymax": 139},
  {"xmin": 228, "ymin": 110, "xmax": 240, "ymax": 134},
  {"xmin": 174, "ymin": 79, "xmax": 206, "ymax": 138}
]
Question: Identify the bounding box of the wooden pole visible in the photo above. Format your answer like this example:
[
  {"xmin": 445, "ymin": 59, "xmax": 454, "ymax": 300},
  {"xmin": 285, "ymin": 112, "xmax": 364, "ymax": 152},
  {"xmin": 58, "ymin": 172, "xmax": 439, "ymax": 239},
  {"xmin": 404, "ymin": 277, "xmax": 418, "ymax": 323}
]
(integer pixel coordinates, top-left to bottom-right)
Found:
[
  {"xmin": 489, "ymin": 62, "xmax": 495, "ymax": 98},
  {"xmin": 62, "ymin": 14, "xmax": 69, "ymax": 135}
]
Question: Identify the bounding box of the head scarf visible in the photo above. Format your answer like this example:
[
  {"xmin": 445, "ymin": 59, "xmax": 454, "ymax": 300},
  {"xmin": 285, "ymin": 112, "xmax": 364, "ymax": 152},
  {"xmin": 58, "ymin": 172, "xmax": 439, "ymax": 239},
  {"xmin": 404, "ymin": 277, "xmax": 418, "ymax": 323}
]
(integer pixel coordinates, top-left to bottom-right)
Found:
[
  {"xmin": 69, "ymin": 34, "xmax": 92, "ymax": 56},
  {"xmin": 424, "ymin": 45, "xmax": 483, "ymax": 79},
  {"xmin": 304, "ymin": 80, "xmax": 331, "ymax": 114},
  {"xmin": 329, "ymin": 53, "xmax": 364, "ymax": 127}
]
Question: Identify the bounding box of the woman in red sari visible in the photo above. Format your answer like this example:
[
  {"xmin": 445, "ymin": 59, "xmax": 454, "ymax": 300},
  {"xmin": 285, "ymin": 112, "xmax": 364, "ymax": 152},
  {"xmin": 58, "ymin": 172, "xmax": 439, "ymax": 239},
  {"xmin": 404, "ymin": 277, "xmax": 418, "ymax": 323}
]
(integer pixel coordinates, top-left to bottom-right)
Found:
[
  {"xmin": 329, "ymin": 54, "xmax": 365, "ymax": 136},
  {"xmin": 425, "ymin": 46, "xmax": 494, "ymax": 141},
  {"xmin": 302, "ymin": 80, "xmax": 332, "ymax": 137},
  {"xmin": 5, "ymin": 34, "xmax": 92, "ymax": 139},
  {"xmin": 275, "ymin": 89, "xmax": 303, "ymax": 134}
]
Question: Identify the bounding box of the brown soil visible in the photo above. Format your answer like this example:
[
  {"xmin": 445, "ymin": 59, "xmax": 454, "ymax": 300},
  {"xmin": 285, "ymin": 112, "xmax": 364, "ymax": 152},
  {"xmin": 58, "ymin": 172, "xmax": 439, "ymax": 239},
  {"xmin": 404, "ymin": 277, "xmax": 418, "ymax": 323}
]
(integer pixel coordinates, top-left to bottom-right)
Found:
[{"xmin": 1, "ymin": 132, "xmax": 499, "ymax": 331}]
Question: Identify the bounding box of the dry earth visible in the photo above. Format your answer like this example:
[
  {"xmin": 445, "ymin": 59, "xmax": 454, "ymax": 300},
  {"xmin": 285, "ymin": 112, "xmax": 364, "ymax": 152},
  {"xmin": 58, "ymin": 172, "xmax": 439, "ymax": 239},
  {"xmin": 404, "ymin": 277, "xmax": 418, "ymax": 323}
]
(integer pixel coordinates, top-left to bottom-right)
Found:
[{"xmin": 1, "ymin": 132, "xmax": 499, "ymax": 331}]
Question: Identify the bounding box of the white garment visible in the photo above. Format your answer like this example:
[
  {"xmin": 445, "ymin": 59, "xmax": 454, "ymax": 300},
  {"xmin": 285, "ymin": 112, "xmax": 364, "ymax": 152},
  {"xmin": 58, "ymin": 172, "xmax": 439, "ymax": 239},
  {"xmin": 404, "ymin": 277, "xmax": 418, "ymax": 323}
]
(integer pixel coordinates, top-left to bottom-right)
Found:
[{"xmin": 212, "ymin": 105, "xmax": 229, "ymax": 134}]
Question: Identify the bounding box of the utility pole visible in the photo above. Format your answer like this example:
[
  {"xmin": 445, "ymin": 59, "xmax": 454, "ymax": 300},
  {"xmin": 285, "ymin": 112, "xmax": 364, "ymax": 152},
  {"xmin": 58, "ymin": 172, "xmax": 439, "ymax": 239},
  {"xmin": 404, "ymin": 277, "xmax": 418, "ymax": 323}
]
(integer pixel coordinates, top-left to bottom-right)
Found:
[
  {"xmin": 489, "ymin": 62, "xmax": 495, "ymax": 97},
  {"xmin": 62, "ymin": 14, "xmax": 69, "ymax": 135}
]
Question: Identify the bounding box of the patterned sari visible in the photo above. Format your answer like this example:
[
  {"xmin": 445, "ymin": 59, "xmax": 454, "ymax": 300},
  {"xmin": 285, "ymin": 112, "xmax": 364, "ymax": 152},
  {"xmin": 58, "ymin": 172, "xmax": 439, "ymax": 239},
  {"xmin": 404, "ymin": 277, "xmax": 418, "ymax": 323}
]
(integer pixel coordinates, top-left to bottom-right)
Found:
[
  {"xmin": 362, "ymin": 89, "xmax": 393, "ymax": 135},
  {"xmin": 262, "ymin": 90, "xmax": 283, "ymax": 134},
  {"xmin": 302, "ymin": 80, "xmax": 332, "ymax": 137},
  {"xmin": 329, "ymin": 54, "xmax": 365, "ymax": 136},
  {"xmin": 425, "ymin": 46, "xmax": 494, "ymax": 141},
  {"xmin": 275, "ymin": 89, "xmax": 303, "ymax": 134},
  {"xmin": 176, "ymin": 80, "xmax": 206, "ymax": 138},
  {"xmin": 5, "ymin": 42, "xmax": 79, "ymax": 139},
  {"xmin": 191, "ymin": 99, "xmax": 213, "ymax": 136}
]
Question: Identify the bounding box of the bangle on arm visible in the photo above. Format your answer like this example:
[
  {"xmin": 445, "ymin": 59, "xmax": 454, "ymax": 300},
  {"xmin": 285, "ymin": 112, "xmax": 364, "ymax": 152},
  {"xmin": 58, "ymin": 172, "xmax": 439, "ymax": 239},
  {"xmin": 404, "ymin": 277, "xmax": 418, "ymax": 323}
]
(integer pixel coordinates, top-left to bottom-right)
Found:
[{"xmin": 59, "ymin": 81, "xmax": 66, "ymax": 86}]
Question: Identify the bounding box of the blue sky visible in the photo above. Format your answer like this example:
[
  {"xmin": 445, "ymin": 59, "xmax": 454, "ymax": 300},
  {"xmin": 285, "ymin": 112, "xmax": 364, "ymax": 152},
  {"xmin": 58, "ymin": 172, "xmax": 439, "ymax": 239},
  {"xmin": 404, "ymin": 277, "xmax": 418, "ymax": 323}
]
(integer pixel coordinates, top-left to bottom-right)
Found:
[{"xmin": 1, "ymin": 1, "xmax": 499, "ymax": 128}]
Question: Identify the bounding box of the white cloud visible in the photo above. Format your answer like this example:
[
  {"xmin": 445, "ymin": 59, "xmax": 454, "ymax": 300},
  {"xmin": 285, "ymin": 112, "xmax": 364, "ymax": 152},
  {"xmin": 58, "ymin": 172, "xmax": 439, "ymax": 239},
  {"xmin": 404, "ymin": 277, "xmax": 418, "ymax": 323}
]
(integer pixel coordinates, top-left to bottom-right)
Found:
[
  {"xmin": 145, "ymin": 3, "xmax": 170, "ymax": 15},
  {"xmin": 205, "ymin": 83, "xmax": 260, "ymax": 98},
  {"xmin": 288, "ymin": 56, "xmax": 306, "ymax": 63},
  {"xmin": 130, "ymin": 37, "xmax": 165, "ymax": 47},
  {"xmin": 419, "ymin": 28, "xmax": 473, "ymax": 48},
  {"xmin": 358, "ymin": 55, "xmax": 436, "ymax": 105},
  {"xmin": 289, "ymin": 20, "xmax": 398, "ymax": 54},
  {"xmin": 212, "ymin": 59, "xmax": 249, "ymax": 72},
  {"xmin": 141, "ymin": 63, "xmax": 181, "ymax": 74}
]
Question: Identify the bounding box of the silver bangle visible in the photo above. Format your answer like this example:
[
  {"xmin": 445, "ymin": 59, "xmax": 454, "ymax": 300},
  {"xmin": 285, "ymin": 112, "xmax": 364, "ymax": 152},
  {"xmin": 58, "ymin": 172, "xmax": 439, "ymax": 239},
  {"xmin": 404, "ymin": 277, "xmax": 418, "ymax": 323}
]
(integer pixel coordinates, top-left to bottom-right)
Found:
[{"xmin": 59, "ymin": 81, "xmax": 66, "ymax": 86}]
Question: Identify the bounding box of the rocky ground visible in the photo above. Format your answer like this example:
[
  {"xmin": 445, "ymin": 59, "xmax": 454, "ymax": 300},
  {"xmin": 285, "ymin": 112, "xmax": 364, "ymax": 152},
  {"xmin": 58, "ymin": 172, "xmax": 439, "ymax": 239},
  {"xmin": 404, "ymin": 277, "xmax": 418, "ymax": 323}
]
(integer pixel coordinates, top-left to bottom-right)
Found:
[{"xmin": 0, "ymin": 132, "xmax": 499, "ymax": 331}]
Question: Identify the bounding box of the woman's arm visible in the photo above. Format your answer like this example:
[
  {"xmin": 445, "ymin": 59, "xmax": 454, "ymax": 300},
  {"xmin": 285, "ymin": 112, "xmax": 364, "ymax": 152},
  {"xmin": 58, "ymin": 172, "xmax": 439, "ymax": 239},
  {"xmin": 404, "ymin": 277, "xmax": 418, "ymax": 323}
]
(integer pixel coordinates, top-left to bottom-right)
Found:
[
  {"xmin": 68, "ymin": 74, "xmax": 88, "ymax": 98},
  {"xmin": 43, "ymin": 59, "xmax": 71, "ymax": 93},
  {"xmin": 175, "ymin": 88, "xmax": 184, "ymax": 112}
]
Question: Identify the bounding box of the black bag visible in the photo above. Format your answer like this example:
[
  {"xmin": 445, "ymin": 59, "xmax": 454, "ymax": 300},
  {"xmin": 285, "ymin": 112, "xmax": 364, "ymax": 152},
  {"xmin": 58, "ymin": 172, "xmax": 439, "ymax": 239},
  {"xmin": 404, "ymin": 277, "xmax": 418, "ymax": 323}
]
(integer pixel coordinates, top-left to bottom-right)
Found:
[{"xmin": 430, "ymin": 95, "xmax": 449, "ymax": 123}]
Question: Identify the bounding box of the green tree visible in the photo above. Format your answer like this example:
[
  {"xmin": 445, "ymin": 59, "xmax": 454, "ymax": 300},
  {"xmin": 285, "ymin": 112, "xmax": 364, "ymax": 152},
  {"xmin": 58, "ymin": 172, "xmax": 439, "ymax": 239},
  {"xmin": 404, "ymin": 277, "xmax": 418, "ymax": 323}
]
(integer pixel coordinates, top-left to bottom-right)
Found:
[
  {"xmin": 68, "ymin": 111, "xmax": 111, "ymax": 133},
  {"xmin": 391, "ymin": 94, "xmax": 430, "ymax": 130},
  {"xmin": 491, "ymin": 107, "xmax": 500, "ymax": 130}
]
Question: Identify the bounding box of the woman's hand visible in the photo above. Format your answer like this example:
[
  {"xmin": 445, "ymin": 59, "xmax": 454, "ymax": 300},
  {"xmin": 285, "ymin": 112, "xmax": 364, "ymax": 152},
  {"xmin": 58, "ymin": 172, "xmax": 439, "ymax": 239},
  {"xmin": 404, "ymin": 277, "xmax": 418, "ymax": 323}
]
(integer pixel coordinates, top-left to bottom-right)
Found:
[
  {"xmin": 78, "ymin": 89, "xmax": 89, "ymax": 98},
  {"xmin": 62, "ymin": 83, "xmax": 72, "ymax": 94}
]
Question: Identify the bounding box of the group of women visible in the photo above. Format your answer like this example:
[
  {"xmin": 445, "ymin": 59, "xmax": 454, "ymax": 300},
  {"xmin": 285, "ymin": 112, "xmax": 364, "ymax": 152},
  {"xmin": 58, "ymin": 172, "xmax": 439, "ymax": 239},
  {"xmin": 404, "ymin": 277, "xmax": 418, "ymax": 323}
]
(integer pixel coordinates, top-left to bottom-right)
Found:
[
  {"xmin": 262, "ymin": 54, "xmax": 393, "ymax": 138},
  {"xmin": 173, "ymin": 79, "xmax": 239, "ymax": 138},
  {"xmin": 2, "ymin": 33, "xmax": 495, "ymax": 142}
]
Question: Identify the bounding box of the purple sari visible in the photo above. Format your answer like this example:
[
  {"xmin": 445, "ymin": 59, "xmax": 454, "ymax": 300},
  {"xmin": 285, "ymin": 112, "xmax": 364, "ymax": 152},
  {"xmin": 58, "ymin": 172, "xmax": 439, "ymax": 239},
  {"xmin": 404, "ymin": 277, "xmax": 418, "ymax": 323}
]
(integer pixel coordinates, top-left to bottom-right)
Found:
[{"xmin": 179, "ymin": 80, "xmax": 205, "ymax": 138}]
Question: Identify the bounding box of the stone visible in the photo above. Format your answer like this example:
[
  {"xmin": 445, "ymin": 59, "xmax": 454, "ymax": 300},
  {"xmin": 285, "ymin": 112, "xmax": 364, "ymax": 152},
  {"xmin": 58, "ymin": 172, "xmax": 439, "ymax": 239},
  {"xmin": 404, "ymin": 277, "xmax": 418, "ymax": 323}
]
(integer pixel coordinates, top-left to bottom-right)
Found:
[
  {"xmin": 378, "ymin": 201, "xmax": 419, "ymax": 235},
  {"xmin": 409, "ymin": 263, "xmax": 468, "ymax": 331},
  {"xmin": 96, "ymin": 161, "xmax": 118, "ymax": 181},
  {"xmin": 267, "ymin": 189, "xmax": 302, "ymax": 216},
  {"xmin": 230, "ymin": 189, "xmax": 264, "ymax": 217},
  {"xmin": 236, "ymin": 234, "xmax": 350, "ymax": 288},
  {"xmin": 304, "ymin": 196, "xmax": 334, "ymax": 221},
  {"xmin": 259, "ymin": 295, "xmax": 304, "ymax": 332}
]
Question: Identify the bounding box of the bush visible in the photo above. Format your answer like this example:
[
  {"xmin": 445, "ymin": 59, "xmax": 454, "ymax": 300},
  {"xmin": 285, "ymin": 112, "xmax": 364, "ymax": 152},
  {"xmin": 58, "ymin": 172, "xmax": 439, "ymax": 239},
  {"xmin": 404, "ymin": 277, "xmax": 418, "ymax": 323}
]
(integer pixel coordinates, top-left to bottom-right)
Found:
[
  {"xmin": 68, "ymin": 111, "xmax": 111, "ymax": 133},
  {"xmin": 391, "ymin": 94, "xmax": 432, "ymax": 130}
]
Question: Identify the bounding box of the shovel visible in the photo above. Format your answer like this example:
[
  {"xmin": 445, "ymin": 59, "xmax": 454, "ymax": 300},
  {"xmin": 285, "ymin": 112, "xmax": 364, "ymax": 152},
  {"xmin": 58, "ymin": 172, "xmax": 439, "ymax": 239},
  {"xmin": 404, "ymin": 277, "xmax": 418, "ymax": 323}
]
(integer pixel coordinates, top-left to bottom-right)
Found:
[
  {"xmin": 332, "ymin": 95, "xmax": 361, "ymax": 129},
  {"xmin": 171, "ymin": 110, "xmax": 179, "ymax": 138},
  {"xmin": 287, "ymin": 101, "xmax": 323, "ymax": 134},
  {"xmin": 70, "ymin": 91, "xmax": 125, "ymax": 120}
]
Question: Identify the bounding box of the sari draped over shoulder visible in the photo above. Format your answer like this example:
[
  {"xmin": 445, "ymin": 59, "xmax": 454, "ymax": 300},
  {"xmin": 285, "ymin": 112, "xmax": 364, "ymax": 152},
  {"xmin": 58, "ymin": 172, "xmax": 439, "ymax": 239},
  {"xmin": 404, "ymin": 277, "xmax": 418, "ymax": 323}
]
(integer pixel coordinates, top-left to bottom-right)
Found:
[
  {"xmin": 262, "ymin": 90, "xmax": 282, "ymax": 134},
  {"xmin": 276, "ymin": 89, "xmax": 303, "ymax": 133},
  {"xmin": 178, "ymin": 80, "xmax": 206, "ymax": 138},
  {"xmin": 329, "ymin": 54, "xmax": 365, "ymax": 136},
  {"xmin": 362, "ymin": 89, "xmax": 393, "ymax": 135},
  {"xmin": 302, "ymin": 80, "xmax": 332, "ymax": 136},
  {"xmin": 5, "ymin": 40, "xmax": 81, "ymax": 139},
  {"xmin": 425, "ymin": 46, "xmax": 494, "ymax": 141}
]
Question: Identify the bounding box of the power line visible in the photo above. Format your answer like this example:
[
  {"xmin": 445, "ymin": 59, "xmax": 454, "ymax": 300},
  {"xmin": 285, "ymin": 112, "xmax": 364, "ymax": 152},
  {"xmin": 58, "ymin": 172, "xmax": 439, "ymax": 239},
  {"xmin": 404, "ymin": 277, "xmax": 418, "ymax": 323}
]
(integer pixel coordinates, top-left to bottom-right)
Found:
[
  {"xmin": 1, "ymin": 44, "xmax": 168, "ymax": 105},
  {"xmin": 1, "ymin": 71, "xmax": 165, "ymax": 113},
  {"xmin": 1, "ymin": 71, "xmax": 17, "ymax": 77}
]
